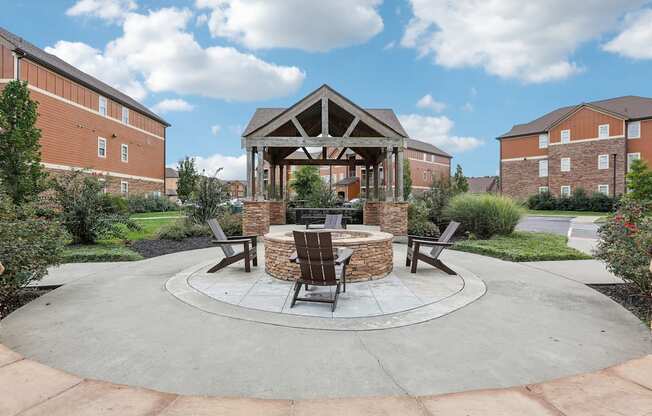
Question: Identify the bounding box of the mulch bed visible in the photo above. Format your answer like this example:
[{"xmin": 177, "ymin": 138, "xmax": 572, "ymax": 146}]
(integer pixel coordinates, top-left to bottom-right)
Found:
[
  {"xmin": 1, "ymin": 287, "xmax": 54, "ymax": 320},
  {"xmin": 588, "ymin": 283, "xmax": 651, "ymax": 325},
  {"xmin": 129, "ymin": 237, "xmax": 214, "ymax": 259}
]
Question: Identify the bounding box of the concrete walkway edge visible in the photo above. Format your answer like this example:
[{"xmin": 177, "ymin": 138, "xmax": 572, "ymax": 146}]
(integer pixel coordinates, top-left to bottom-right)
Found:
[{"xmin": 1, "ymin": 343, "xmax": 650, "ymax": 415}]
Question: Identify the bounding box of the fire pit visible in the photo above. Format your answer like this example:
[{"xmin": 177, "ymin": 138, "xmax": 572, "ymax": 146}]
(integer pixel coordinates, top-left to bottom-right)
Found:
[{"xmin": 264, "ymin": 229, "xmax": 393, "ymax": 282}]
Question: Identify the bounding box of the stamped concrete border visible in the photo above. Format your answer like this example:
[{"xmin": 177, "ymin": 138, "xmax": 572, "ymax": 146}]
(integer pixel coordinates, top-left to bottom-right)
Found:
[
  {"xmin": 164, "ymin": 260, "xmax": 487, "ymax": 331},
  {"xmin": 1, "ymin": 343, "xmax": 651, "ymax": 415}
]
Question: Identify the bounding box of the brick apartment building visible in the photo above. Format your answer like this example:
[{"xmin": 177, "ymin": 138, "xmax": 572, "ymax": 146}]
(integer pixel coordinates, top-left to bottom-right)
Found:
[
  {"xmin": 498, "ymin": 96, "xmax": 652, "ymax": 199},
  {"xmin": 0, "ymin": 27, "xmax": 169, "ymax": 196}
]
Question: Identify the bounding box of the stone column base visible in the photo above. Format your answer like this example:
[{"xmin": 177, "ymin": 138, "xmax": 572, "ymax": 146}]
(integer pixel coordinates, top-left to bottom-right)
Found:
[
  {"xmin": 268, "ymin": 201, "xmax": 286, "ymax": 225},
  {"xmin": 243, "ymin": 201, "xmax": 270, "ymax": 236},
  {"xmin": 363, "ymin": 201, "xmax": 383, "ymax": 225},
  {"xmin": 380, "ymin": 202, "xmax": 408, "ymax": 237}
]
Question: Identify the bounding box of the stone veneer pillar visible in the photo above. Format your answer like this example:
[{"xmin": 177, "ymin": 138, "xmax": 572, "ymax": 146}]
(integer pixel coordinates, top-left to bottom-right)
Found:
[
  {"xmin": 268, "ymin": 201, "xmax": 286, "ymax": 225},
  {"xmin": 363, "ymin": 201, "xmax": 383, "ymax": 225},
  {"xmin": 380, "ymin": 202, "xmax": 408, "ymax": 236},
  {"xmin": 243, "ymin": 201, "xmax": 270, "ymax": 236}
]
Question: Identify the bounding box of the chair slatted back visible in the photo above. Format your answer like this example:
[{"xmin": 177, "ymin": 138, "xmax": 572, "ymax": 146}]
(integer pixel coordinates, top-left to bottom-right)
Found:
[
  {"xmin": 324, "ymin": 214, "xmax": 343, "ymax": 229},
  {"xmin": 293, "ymin": 231, "xmax": 337, "ymax": 285},
  {"xmin": 430, "ymin": 221, "xmax": 460, "ymax": 258},
  {"xmin": 208, "ymin": 219, "xmax": 235, "ymax": 257}
]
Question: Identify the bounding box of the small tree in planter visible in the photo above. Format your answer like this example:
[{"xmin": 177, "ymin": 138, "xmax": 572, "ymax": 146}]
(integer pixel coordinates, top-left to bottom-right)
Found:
[
  {"xmin": 187, "ymin": 174, "xmax": 230, "ymax": 224},
  {"xmin": 595, "ymin": 199, "xmax": 652, "ymax": 299}
]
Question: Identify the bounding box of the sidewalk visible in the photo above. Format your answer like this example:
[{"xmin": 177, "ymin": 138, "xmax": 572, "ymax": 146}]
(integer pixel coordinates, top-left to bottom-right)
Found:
[
  {"xmin": 1, "ymin": 344, "xmax": 650, "ymax": 415},
  {"xmin": 567, "ymin": 216, "xmax": 601, "ymax": 256}
]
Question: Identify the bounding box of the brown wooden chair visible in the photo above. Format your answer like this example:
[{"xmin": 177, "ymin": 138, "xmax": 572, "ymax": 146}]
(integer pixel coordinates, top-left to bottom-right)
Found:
[
  {"xmin": 289, "ymin": 231, "xmax": 353, "ymax": 311},
  {"xmin": 207, "ymin": 218, "xmax": 258, "ymax": 273},
  {"xmin": 406, "ymin": 221, "xmax": 460, "ymax": 275},
  {"xmin": 306, "ymin": 214, "xmax": 346, "ymax": 229}
]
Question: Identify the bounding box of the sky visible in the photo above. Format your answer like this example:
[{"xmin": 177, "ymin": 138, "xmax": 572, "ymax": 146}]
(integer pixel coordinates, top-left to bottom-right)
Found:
[{"xmin": 2, "ymin": 0, "xmax": 652, "ymax": 179}]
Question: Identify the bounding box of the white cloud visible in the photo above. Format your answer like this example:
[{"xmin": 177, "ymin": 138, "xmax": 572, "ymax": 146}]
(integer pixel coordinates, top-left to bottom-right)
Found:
[
  {"xmin": 462, "ymin": 102, "xmax": 473, "ymax": 112},
  {"xmin": 196, "ymin": 13, "xmax": 209, "ymax": 26},
  {"xmin": 401, "ymin": 0, "xmax": 644, "ymax": 83},
  {"xmin": 398, "ymin": 114, "xmax": 483, "ymax": 153},
  {"xmin": 152, "ymin": 99, "xmax": 194, "ymax": 114},
  {"xmin": 603, "ymin": 9, "xmax": 652, "ymax": 59},
  {"xmin": 211, "ymin": 124, "xmax": 221, "ymax": 136},
  {"xmin": 416, "ymin": 94, "xmax": 446, "ymax": 112},
  {"xmin": 47, "ymin": 8, "xmax": 305, "ymax": 101},
  {"xmin": 44, "ymin": 40, "xmax": 147, "ymax": 100},
  {"xmin": 66, "ymin": 0, "xmax": 137, "ymax": 22},
  {"xmin": 193, "ymin": 153, "xmax": 247, "ymax": 180},
  {"xmin": 195, "ymin": 0, "xmax": 383, "ymax": 52}
]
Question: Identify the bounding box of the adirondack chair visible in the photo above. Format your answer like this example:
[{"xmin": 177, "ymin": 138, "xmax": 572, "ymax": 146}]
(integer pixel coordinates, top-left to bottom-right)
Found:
[
  {"xmin": 207, "ymin": 218, "xmax": 258, "ymax": 273},
  {"xmin": 289, "ymin": 231, "xmax": 353, "ymax": 311},
  {"xmin": 406, "ymin": 221, "xmax": 460, "ymax": 275},
  {"xmin": 306, "ymin": 214, "xmax": 346, "ymax": 229}
]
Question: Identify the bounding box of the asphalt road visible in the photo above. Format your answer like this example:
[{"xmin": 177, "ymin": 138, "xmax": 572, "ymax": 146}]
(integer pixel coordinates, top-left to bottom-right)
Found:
[{"xmin": 517, "ymin": 216, "xmax": 599, "ymax": 239}]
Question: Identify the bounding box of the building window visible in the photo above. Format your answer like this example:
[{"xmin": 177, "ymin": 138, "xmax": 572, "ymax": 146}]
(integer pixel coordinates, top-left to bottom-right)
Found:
[
  {"xmin": 120, "ymin": 181, "xmax": 128, "ymax": 195},
  {"xmin": 98, "ymin": 178, "xmax": 107, "ymax": 194},
  {"xmin": 627, "ymin": 152, "xmax": 641, "ymax": 172},
  {"xmin": 598, "ymin": 154, "xmax": 609, "ymax": 170},
  {"xmin": 538, "ymin": 186, "xmax": 549, "ymax": 194},
  {"xmin": 422, "ymin": 171, "xmax": 427, "ymax": 181},
  {"xmin": 122, "ymin": 107, "xmax": 129, "ymax": 124},
  {"xmin": 98, "ymin": 137, "xmax": 107, "ymax": 158},
  {"xmin": 538, "ymin": 134, "xmax": 548, "ymax": 149},
  {"xmin": 560, "ymin": 157, "xmax": 571, "ymax": 172},
  {"xmin": 560, "ymin": 129, "xmax": 571, "ymax": 144},
  {"xmin": 560, "ymin": 186, "xmax": 571, "ymax": 197},
  {"xmin": 99, "ymin": 96, "xmax": 107, "ymax": 116},
  {"xmin": 121, "ymin": 144, "xmax": 128, "ymax": 162},
  {"xmin": 598, "ymin": 124, "xmax": 609, "ymax": 138},
  {"xmin": 539, "ymin": 159, "xmax": 548, "ymax": 177},
  {"xmin": 423, "ymin": 153, "xmax": 427, "ymax": 161},
  {"xmin": 628, "ymin": 121, "xmax": 641, "ymax": 139},
  {"xmin": 598, "ymin": 184, "xmax": 609, "ymax": 195}
]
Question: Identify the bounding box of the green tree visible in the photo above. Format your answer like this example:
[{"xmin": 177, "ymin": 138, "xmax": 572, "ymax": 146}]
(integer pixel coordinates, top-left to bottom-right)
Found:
[
  {"xmin": 187, "ymin": 175, "xmax": 231, "ymax": 224},
  {"xmin": 290, "ymin": 166, "xmax": 322, "ymax": 200},
  {"xmin": 306, "ymin": 181, "xmax": 337, "ymax": 208},
  {"xmin": 626, "ymin": 159, "xmax": 652, "ymax": 202},
  {"xmin": 403, "ymin": 158, "xmax": 412, "ymax": 200},
  {"xmin": 452, "ymin": 164, "xmax": 469, "ymax": 194},
  {"xmin": 177, "ymin": 156, "xmax": 199, "ymax": 203},
  {"xmin": 0, "ymin": 81, "xmax": 45, "ymax": 204}
]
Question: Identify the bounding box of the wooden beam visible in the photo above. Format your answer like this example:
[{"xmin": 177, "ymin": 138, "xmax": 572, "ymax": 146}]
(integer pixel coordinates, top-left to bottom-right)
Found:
[
  {"xmin": 336, "ymin": 147, "xmax": 348, "ymax": 160},
  {"xmin": 280, "ymin": 159, "xmax": 370, "ymax": 166},
  {"xmin": 321, "ymin": 97, "xmax": 328, "ymax": 136},
  {"xmin": 246, "ymin": 136, "xmax": 405, "ymax": 148},
  {"xmin": 301, "ymin": 147, "xmax": 313, "ymax": 159},
  {"xmin": 343, "ymin": 116, "xmax": 359, "ymax": 138},
  {"xmin": 291, "ymin": 117, "xmax": 308, "ymax": 137},
  {"xmin": 322, "ymin": 147, "xmax": 327, "ymax": 160}
]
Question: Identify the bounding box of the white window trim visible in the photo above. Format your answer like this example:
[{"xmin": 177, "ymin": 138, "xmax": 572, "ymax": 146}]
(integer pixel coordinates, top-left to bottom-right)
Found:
[
  {"xmin": 560, "ymin": 129, "xmax": 571, "ymax": 144},
  {"xmin": 120, "ymin": 180, "xmax": 129, "ymax": 195},
  {"xmin": 628, "ymin": 121, "xmax": 641, "ymax": 139},
  {"xmin": 97, "ymin": 137, "xmax": 107, "ymax": 158},
  {"xmin": 538, "ymin": 186, "xmax": 549, "ymax": 194},
  {"xmin": 121, "ymin": 144, "xmax": 129, "ymax": 163},
  {"xmin": 122, "ymin": 107, "xmax": 129, "ymax": 124},
  {"xmin": 560, "ymin": 157, "xmax": 571, "ymax": 172},
  {"xmin": 627, "ymin": 152, "xmax": 641, "ymax": 172},
  {"xmin": 99, "ymin": 96, "xmax": 107, "ymax": 116},
  {"xmin": 560, "ymin": 186, "xmax": 571, "ymax": 197},
  {"xmin": 598, "ymin": 154, "xmax": 609, "ymax": 170},
  {"xmin": 538, "ymin": 159, "xmax": 548, "ymax": 178},
  {"xmin": 598, "ymin": 124, "xmax": 609, "ymax": 139},
  {"xmin": 538, "ymin": 134, "xmax": 548, "ymax": 149},
  {"xmin": 598, "ymin": 184, "xmax": 609, "ymax": 195}
]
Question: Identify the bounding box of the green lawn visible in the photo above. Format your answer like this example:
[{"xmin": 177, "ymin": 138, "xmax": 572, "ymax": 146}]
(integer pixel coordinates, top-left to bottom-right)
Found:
[
  {"xmin": 129, "ymin": 211, "xmax": 184, "ymax": 219},
  {"xmin": 526, "ymin": 209, "xmax": 609, "ymax": 217},
  {"xmin": 62, "ymin": 242, "xmax": 143, "ymax": 263},
  {"xmin": 451, "ymin": 231, "xmax": 592, "ymax": 262}
]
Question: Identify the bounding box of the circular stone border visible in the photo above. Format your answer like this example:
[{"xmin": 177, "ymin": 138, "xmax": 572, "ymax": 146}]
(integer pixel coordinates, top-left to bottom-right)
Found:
[
  {"xmin": 165, "ymin": 260, "xmax": 487, "ymax": 331},
  {"xmin": 264, "ymin": 229, "xmax": 394, "ymax": 282}
]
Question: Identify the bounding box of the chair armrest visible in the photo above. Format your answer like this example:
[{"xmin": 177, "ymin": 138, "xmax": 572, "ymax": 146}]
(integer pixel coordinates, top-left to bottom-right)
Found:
[
  {"xmin": 411, "ymin": 239, "xmax": 454, "ymax": 247},
  {"xmin": 408, "ymin": 235, "xmax": 440, "ymax": 243},
  {"xmin": 212, "ymin": 239, "xmax": 251, "ymax": 245},
  {"xmin": 335, "ymin": 248, "xmax": 353, "ymax": 265},
  {"xmin": 306, "ymin": 224, "xmax": 325, "ymax": 229},
  {"xmin": 289, "ymin": 251, "xmax": 298, "ymax": 263}
]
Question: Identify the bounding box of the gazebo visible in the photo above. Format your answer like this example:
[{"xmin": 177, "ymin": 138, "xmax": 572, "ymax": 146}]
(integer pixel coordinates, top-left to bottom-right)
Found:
[{"xmin": 241, "ymin": 84, "xmax": 408, "ymax": 237}]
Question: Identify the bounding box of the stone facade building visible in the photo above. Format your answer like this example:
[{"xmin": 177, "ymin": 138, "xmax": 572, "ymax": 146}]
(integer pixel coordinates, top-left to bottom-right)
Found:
[
  {"xmin": 498, "ymin": 96, "xmax": 652, "ymax": 199},
  {"xmin": 0, "ymin": 27, "xmax": 169, "ymax": 196}
]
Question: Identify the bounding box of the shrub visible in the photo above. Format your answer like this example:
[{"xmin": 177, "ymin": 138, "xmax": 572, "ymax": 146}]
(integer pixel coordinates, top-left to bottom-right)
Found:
[
  {"xmin": 570, "ymin": 188, "xmax": 591, "ymax": 211},
  {"xmin": 187, "ymin": 175, "xmax": 230, "ymax": 224},
  {"xmin": 0, "ymin": 195, "xmax": 66, "ymax": 315},
  {"xmin": 306, "ymin": 181, "xmax": 337, "ymax": 208},
  {"xmin": 595, "ymin": 199, "xmax": 652, "ymax": 298},
  {"xmin": 157, "ymin": 219, "xmax": 211, "ymax": 241},
  {"xmin": 526, "ymin": 188, "xmax": 617, "ymax": 212},
  {"xmin": 418, "ymin": 177, "xmax": 454, "ymax": 227},
  {"xmin": 51, "ymin": 171, "xmax": 139, "ymax": 244},
  {"xmin": 127, "ymin": 194, "xmax": 177, "ymax": 213},
  {"xmin": 408, "ymin": 221, "xmax": 440, "ymax": 238},
  {"xmin": 102, "ymin": 194, "xmax": 129, "ymax": 215},
  {"xmin": 219, "ymin": 212, "xmax": 243, "ymax": 236},
  {"xmin": 626, "ymin": 159, "xmax": 652, "ymax": 202},
  {"xmin": 588, "ymin": 192, "xmax": 616, "ymax": 212},
  {"xmin": 444, "ymin": 194, "xmax": 523, "ymax": 239},
  {"xmin": 527, "ymin": 191, "xmax": 556, "ymax": 210}
]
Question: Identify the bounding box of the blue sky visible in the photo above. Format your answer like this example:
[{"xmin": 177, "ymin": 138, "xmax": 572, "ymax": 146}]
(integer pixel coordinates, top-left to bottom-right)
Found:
[{"xmin": 3, "ymin": 0, "xmax": 652, "ymax": 179}]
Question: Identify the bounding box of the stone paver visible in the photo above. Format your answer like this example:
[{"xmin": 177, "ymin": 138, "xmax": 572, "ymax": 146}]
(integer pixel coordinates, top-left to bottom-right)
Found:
[
  {"xmin": 609, "ymin": 355, "xmax": 652, "ymax": 390},
  {"xmin": 0, "ymin": 359, "xmax": 81, "ymax": 416},
  {"xmin": 292, "ymin": 396, "xmax": 426, "ymax": 416},
  {"xmin": 160, "ymin": 396, "xmax": 292, "ymax": 416},
  {"xmin": 0, "ymin": 344, "xmax": 22, "ymax": 367}
]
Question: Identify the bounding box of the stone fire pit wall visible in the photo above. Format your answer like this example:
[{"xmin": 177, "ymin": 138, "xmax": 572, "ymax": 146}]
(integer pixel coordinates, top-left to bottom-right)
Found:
[{"xmin": 264, "ymin": 230, "xmax": 393, "ymax": 282}]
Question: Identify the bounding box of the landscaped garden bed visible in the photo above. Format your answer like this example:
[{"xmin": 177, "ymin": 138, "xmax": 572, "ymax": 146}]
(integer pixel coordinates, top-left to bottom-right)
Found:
[
  {"xmin": 130, "ymin": 236, "xmax": 214, "ymax": 258},
  {"xmin": 0, "ymin": 287, "xmax": 54, "ymax": 320},
  {"xmin": 589, "ymin": 283, "xmax": 651, "ymax": 326}
]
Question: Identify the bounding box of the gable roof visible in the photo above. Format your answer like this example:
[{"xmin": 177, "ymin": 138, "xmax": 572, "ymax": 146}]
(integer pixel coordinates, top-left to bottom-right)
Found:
[
  {"xmin": 165, "ymin": 168, "xmax": 178, "ymax": 178},
  {"xmin": 467, "ymin": 176, "xmax": 498, "ymax": 194},
  {"xmin": 499, "ymin": 95, "xmax": 652, "ymax": 139},
  {"xmin": 0, "ymin": 26, "xmax": 170, "ymax": 127},
  {"xmin": 407, "ymin": 138, "xmax": 451, "ymax": 158},
  {"xmin": 242, "ymin": 84, "xmax": 408, "ymax": 138}
]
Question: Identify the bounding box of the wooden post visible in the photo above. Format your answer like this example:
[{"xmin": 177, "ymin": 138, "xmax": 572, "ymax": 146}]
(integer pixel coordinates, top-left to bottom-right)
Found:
[
  {"xmin": 246, "ymin": 148, "xmax": 253, "ymax": 200},
  {"xmin": 373, "ymin": 163, "xmax": 379, "ymax": 201},
  {"xmin": 256, "ymin": 147, "xmax": 264, "ymax": 201},
  {"xmin": 329, "ymin": 165, "xmax": 333, "ymax": 190},
  {"xmin": 279, "ymin": 164, "xmax": 284, "ymax": 201},
  {"xmin": 397, "ymin": 148, "xmax": 404, "ymax": 202},
  {"xmin": 321, "ymin": 97, "xmax": 329, "ymax": 136},
  {"xmin": 270, "ymin": 163, "xmax": 276, "ymax": 200},
  {"xmin": 385, "ymin": 146, "xmax": 394, "ymax": 202},
  {"xmin": 365, "ymin": 164, "xmax": 370, "ymax": 199}
]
